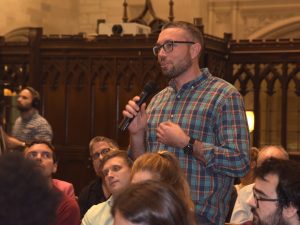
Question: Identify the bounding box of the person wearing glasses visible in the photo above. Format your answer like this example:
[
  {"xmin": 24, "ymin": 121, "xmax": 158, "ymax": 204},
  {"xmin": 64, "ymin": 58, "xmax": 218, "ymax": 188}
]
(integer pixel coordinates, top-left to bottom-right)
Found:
[
  {"xmin": 78, "ymin": 136, "xmax": 119, "ymax": 218},
  {"xmin": 81, "ymin": 150, "xmax": 133, "ymax": 225},
  {"xmin": 230, "ymin": 145, "xmax": 289, "ymax": 224},
  {"xmin": 24, "ymin": 140, "xmax": 80, "ymax": 225},
  {"xmin": 248, "ymin": 158, "xmax": 300, "ymax": 225},
  {"xmin": 122, "ymin": 21, "xmax": 250, "ymax": 225}
]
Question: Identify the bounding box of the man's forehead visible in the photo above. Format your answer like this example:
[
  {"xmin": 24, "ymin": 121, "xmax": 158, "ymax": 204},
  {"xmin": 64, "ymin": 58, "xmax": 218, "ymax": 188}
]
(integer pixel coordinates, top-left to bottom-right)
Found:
[
  {"xmin": 27, "ymin": 143, "xmax": 52, "ymax": 152},
  {"xmin": 103, "ymin": 156, "xmax": 127, "ymax": 168},
  {"xmin": 158, "ymin": 28, "xmax": 188, "ymax": 43},
  {"xmin": 255, "ymin": 173, "xmax": 279, "ymax": 195},
  {"xmin": 19, "ymin": 89, "xmax": 32, "ymax": 97},
  {"xmin": 92, "ymin": 141, "xmax": 110, "ymax": 150}
]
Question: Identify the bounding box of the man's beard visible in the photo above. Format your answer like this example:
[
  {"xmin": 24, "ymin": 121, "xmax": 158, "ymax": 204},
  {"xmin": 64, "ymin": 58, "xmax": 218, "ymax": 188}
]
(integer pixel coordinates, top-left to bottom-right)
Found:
[
  {"xmin": 160, "ymin": 54, "xmax": 192, "ymax": 79},
  {"xmin": 252, "ymin": 207, "xmax": 289, "ymax": 225},
  {"xmin": 17, "ymin": 104, "xmax": 31, "ymax": 112}
]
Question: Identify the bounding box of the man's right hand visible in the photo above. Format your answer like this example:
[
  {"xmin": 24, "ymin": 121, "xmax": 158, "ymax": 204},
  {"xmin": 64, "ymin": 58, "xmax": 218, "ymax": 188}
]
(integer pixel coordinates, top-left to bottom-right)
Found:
[{"xmin": 122, "ymin": 96, "xmax": 148, "ymax": 134}]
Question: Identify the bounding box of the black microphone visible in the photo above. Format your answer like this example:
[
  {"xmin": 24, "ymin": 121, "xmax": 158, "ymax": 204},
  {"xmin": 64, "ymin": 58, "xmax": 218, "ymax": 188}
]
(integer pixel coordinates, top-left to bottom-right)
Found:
[{"xmin": 119, "ymin": 81, "xmax": 158, "ymax": 132}]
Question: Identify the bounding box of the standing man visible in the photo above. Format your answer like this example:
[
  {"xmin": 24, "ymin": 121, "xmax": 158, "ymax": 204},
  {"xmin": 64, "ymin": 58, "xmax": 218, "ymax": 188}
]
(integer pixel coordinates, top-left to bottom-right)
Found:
[
  {"xmin": 78, "ymin": 136, "xmax": 119, "ymax": 217},
  {"xmin": 122, "ymin": 21, "xmax": 250, "ymax": 225},
  {"xmin": 5, "ymin": 87, "xmax": 53, "ymax": 150},
  {"xmin": 81, "ymin": 150, "xmax": 132, "ymax": 225},
  {"xmin": 249, "ymin": 158, "xmax": 300, "ymax": 225}
]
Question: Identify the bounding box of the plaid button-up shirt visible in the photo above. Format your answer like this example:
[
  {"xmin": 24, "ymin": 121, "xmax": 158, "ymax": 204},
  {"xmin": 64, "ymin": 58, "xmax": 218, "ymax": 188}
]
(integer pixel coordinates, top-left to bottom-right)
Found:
[
  {"xmin": 12, "ymin": 110, "xmax": 53, "ymax": 143},
  {"xmin": 146, "ymin": 68, "xmax": 250, "ymax": 225}
]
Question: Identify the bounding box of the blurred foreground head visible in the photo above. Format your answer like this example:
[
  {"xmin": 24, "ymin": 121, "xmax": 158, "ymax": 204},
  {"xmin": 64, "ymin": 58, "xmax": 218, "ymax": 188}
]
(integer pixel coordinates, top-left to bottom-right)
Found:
[
  {"xmin": 0, "ymin": 152, "xmax": 60, "ymax": 225},
  {"xmin": 112, "ymin": 180, "xmax": 196, "ymax": 225}
]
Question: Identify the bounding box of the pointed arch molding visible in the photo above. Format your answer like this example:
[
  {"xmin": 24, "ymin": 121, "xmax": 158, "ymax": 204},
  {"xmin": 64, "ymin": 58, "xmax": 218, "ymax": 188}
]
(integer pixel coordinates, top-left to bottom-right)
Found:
[{"xmin": 249, "ymin": 16, "xmax": 300, "ymax": 39}]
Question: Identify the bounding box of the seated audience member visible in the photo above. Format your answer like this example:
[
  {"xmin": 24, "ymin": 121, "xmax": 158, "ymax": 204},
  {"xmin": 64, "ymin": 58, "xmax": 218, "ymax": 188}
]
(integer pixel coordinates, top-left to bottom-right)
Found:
[
  {"xmin": 112, "ymin": 180, "xmax": 197, "ymax": 225},
  {"xmin": 130, "ymin": 150, "xmax": 194, "ymax": 211},
  {"xmin": 0, "ymin": 152, "xmax": 60, "ymax": 225},
  {"xmin": 235, "ymin": 147, "xmax": 259, "ymax": 191},
  {"xmin": 52, "ymin": 178, "xmax": 76, "ymax": 198},
  {"xmin": 226, "ymin": 147, "xmax": 260, "ymax": 222},
  {"xmin": 81, "ymin": 150, "xmax": 132, "ymax": 225},
  {"xmin": 248, "ymin": 158, "xmax": 300, "ymax": 225},
  {"xmin": 79, "ymin": 136, "xmax": 119, "ymax": 217},
  {"xmin": 230, "ymin": 145, "xmax": 289, "ymax": 224},
  {"xmin": 24, "ymin": 140, "xmax": 81, "ymax": 225}
]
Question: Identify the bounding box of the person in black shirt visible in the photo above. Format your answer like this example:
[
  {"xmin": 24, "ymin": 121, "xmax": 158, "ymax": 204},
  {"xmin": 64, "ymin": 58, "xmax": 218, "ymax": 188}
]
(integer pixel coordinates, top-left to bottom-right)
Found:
[{"xmin": 78, "ymin": 136, "xmax": 119, "ymax": 217}]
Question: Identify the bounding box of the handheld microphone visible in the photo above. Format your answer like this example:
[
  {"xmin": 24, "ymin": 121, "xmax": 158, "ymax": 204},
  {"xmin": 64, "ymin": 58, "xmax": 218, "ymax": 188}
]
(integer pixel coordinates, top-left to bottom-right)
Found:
[{"xmin": 119, "ymin": 81, "xmax": 158, "ymax": 132}]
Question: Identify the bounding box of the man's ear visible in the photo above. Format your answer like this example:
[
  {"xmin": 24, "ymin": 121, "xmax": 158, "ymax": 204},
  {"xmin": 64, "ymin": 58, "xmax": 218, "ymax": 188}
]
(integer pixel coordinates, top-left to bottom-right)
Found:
[
  {"xmin": 52, "ymin": 162, "xmax": 58, "ymax": 174},
  {"xmin": 282, "ymin": 204, "xmax": 298, "ymax": 220},
  {"xmin": 190, "ymin": 43, "xmax": 201, "ymax": 60}
]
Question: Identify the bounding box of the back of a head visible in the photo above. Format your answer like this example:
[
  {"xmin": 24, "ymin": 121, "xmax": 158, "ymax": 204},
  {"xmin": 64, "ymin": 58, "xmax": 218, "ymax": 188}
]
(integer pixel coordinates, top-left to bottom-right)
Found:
[
  {"xmin": 0, "ymin": 152, "xmax": 60, "ymax": 225},
  {"xmin": 257, "ymin": 145, "xmax": 289, "ymax": 166},
  {"xmin": 112, "ymin": 180, "xmax": 195, "ymax": 225},
  {"xmin": 131, "ymin": 151, "xmax": 194, "ymax": 210},
  {"xmin": 255, "ymin": 158, "xmax": 300, "ymax": 219}
]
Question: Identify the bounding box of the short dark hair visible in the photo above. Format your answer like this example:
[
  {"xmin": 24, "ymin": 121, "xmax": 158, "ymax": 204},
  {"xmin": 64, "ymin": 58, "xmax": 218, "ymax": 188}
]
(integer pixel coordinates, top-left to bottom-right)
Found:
[
  {"xmin": 22, "ymin": 86, "xmax": 40, "ymax": 109},
  {"xmin": 26, "ymin": 140, "xmax": 57, "ymax": 163},
  {"xmin": 0, "ymin": 152, "xmax": 60, "ymax": 225},
  {"xmin": 162, "ymin": 21, "xmax": 204, "ymax": 49},
  {"xmin": 111, "ymin": 180, "xmax": 196, "ymax": 225},
  {"xmin": 255, "ymin": 158, "xmax": 300, "ymax": 218},
  {"xmin": 101, "ymin": 150, "xmax": 133, "ymax": 169}
]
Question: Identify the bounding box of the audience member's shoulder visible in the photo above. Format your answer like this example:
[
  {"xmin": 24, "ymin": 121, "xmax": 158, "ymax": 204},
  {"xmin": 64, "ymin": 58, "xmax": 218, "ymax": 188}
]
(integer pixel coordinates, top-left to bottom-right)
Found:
[
  {"xmin": 59, "ymin": 193, "xmax": 79, "ymax": 210},
  {"xmin": 53, "ymin": 178, "xmax": 75, "ymax": 198},
  {"xmin": 238, "ymin": 183, "xmax": 254, "ymax": 194}
]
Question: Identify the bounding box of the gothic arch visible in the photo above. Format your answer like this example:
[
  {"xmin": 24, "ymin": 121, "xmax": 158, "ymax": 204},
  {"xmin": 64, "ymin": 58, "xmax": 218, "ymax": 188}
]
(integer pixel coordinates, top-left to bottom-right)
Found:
[{"xmin": 248, "ymin": 16, "xmax": 300, "ymax": 39}]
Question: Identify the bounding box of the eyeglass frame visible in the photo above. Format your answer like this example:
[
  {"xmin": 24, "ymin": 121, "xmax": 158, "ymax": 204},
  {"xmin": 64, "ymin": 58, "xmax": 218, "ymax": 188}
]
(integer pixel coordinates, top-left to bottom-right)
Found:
[
  {"xmin": 91, "ymin": 148, "xmax": 111, "ymax": 160},
  {"xmin": 152, "ymin": 40, "xmax": 195, "ymax": 56},
  {"xmin": 253, "ymin": 189, "xmax": 280, "ymax": 208}
]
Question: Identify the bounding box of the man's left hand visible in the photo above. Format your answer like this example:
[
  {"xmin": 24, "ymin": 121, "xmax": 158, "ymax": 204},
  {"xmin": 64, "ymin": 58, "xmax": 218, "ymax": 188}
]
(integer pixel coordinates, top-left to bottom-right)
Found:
[{"xmin": 156, "ymin": 121, "xmax": 189, "ymax": 148}]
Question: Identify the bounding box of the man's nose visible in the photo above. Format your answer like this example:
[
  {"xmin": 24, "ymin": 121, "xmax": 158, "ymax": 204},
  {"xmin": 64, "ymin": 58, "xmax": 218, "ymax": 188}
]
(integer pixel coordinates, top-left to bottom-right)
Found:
[{"xmin": 247, "ymin": 194, "xmax": 256, "ymax": 208}]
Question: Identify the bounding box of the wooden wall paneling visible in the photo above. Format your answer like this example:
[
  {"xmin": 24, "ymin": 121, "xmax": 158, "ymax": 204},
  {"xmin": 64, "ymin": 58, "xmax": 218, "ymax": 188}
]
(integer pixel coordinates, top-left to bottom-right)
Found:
[
  {"xmin": 41, "ymin": 58, "xmax": 67, "ymax": 144},
  {"xmin": 91, "ymin": 56, "xmax": 118, "ymax": 141},
  {"xmin": 65, "ymin": 58, "xmax": 90, "ymax": 145}
]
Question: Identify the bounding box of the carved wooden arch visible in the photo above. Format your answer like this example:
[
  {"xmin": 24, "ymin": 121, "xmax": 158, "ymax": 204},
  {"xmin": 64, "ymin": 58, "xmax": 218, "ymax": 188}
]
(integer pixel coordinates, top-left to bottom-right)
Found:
[
  {"xmin": 259, "ymin": 64, "xmax": 283, "ymax": 96},
  {"xmin": 65, "ymin": 59, "xmax": 89, "ymax": 90},
  {"xmin": 90, "ymin": 58, "xmax": 114, "ymax": 91},
  {"xmin": 41, "ymin": 61, "xmax": 64, "ymax": 89},
  {"xmin": 288, "ymin": 64, "xmax": 300, "ymax": 96},
  {"xmin": 232, "ymin": 64, "xmax": 255, "ymax": 96}
]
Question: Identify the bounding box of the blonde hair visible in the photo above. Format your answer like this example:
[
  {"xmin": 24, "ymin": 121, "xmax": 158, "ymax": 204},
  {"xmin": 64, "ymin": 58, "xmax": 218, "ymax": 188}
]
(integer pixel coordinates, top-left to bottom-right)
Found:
[{"xmin": 131, "ymin": 151, "xmax": 194, "ymax": 211}]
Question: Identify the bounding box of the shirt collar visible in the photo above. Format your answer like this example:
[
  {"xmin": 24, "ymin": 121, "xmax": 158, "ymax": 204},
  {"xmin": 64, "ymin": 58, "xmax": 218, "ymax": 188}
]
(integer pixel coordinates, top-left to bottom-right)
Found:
[{"xmin": 169, "ymin": 67, "xmax": 211, "ymax": 92}]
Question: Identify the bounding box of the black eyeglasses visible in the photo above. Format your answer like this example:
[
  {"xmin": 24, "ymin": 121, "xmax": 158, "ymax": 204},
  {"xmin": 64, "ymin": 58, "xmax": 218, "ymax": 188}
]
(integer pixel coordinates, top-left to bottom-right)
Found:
[
  {"xmin": 253, "ymin": 190, "xmax": 279, "ymax": 208},
  {"xmin": 153, "ymin": 40, "xmax": 195, "ymax": 56},
  {"xmin": 91, "ymin": 148, "xmax": 111, "ymax": 160}
]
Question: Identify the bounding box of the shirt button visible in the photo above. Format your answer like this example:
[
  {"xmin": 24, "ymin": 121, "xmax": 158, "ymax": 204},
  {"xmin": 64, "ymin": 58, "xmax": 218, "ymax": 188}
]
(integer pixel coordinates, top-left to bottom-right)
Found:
[
  {"xmin": 170, "ymin": 114, "xmax": 174, "ymax": 118},
  {"xmin": 177, "ymin": 95, "xmax": 180, "ymax": 99}
]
